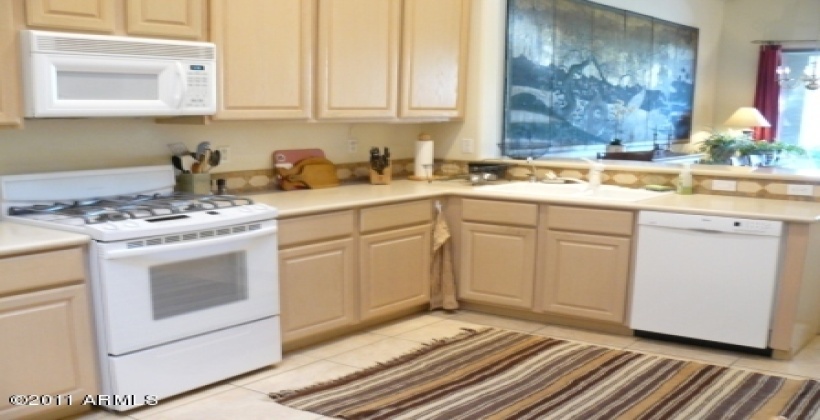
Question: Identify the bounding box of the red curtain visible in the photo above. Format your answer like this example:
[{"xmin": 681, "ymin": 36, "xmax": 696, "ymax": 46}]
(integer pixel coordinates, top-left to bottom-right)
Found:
[{"xmin": 753, "ymin": 45, "xmax": 782, "ymax": 141}]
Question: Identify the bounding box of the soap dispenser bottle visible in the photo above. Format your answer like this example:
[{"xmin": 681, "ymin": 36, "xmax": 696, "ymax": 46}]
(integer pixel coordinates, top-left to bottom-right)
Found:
[{"xmin": 677, "ymin": 163, "xmax": 693, "ymax": 195}]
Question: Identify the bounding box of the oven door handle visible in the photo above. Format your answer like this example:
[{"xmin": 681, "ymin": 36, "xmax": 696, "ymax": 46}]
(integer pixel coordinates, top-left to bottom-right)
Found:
[{"xmin": 100, "ymin": 226, "xmax": 277, "ymax": 260}]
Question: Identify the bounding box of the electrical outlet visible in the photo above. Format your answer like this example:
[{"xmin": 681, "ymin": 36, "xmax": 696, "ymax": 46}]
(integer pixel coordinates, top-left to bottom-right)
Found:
[
  {"xmin": 461, "ymin": 138, "xmax": 474, "ymax": 154},
  {"xmin": 711, "ymin": 180, "xmax": 737, "ymax": 192},
  {"xmin": 217, "ymin": 146, "xmax": 230, "ymax": 163},
  {"xmin": 347, "ymin": 138, "xmax": 358, "ymax": 153},
  {"xmin": 787, "ymin": 184, "xmax": 814, "ymax": 196}
]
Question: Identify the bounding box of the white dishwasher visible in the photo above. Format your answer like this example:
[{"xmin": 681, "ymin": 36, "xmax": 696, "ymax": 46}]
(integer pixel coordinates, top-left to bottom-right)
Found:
[{"xmin": 630, "ymin": 211, "xmax": 783, "ymax": 350}]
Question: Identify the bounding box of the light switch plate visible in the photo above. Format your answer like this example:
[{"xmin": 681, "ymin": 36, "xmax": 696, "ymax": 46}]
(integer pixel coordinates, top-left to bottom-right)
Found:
[{"xmin": 711, "ymin": 180, "xmax": 737, "ymax": 191}]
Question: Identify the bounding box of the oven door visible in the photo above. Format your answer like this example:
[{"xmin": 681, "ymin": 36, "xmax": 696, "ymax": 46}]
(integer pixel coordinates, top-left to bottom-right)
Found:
[{"xmin": 91, "ymin": 220, "xmax": 278, "ymax": 355}]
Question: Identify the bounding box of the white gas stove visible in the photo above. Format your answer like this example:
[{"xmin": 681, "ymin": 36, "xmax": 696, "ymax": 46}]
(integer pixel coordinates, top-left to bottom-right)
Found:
[
  {"xmin": 0, "ymin": 165, "xmax": 276, "ymax": 241},
  {"xmin": 0, "ymin": 166, "xmax": 282, "ymax": 411}
]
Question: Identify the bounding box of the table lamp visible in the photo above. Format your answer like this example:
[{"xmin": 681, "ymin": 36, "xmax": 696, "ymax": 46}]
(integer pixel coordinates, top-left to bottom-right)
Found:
[{"xmin": 723, "ymin": 107, "xmax": 770, "ymax": 139}]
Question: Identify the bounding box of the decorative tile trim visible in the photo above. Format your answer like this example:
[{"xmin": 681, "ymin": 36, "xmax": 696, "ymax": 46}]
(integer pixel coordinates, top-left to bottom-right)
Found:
[{"xmin": 204, "ymin": 159, "xmax": 820, "ymax": 202}]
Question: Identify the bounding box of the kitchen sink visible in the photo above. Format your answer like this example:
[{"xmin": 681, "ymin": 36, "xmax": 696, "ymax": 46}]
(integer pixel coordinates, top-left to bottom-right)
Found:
[{"xmin": 475, "ymin": 182, "xmax": 673, "ymax": 202}]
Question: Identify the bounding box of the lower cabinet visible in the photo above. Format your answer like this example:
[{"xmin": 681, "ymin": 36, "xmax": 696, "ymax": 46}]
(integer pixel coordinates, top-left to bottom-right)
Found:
[
  {"xmin": 279, "ymin": 238, "xmax": 357, "ymax": 342},
  {"xmin": 539, "ymin": 231, "xmax": 631, "ymax": 323},
  {"xmin": 457, "ymin": 199, "xmax": 539, "ymax": 309},
  {"xmin": 536, "ymin": 205, "xmax": 634, "ymax": 324},
  {"xmin": 278, "ymin": 200, "xmax": 433, "ymax": 346},
  {"xmin": 0, "ymin": 247, "xmax": 98, "ymax": 420},
  {"xmin": 360, "ymin": 224, "xmax": 431, "ymax": 320},
  {"xmin": 459, "ymin": 222, "xmax": 536, "ymax": 309}
]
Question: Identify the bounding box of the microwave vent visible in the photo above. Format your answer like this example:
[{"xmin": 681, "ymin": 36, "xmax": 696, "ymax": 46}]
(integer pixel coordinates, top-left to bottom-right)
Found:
[{"xmin": 31, "ymin": 32, "xmax": 215, "ymax": 60}]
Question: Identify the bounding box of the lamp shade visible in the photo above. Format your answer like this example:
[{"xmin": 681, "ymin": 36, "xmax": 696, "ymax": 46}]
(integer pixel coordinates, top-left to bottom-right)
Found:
[{"xmin": 723, "ymin": 107, "xmax": 771, "ymax": 128}]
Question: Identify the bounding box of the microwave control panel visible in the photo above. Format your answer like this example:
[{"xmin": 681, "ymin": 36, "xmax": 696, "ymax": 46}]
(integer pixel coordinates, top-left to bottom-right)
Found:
[{"xmin": 183, "ymin": 64, "xmax": 213, "ymax": 109}]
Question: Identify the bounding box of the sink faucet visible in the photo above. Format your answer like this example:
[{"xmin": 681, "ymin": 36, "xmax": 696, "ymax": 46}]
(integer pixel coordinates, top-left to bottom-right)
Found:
[
  {"xmin": 526, "ymin": 157, "xmax": 538, "ymax": 182},
  {"xmin": 581, "ymin": 158, "xmax": 605, "ymax": 192}
]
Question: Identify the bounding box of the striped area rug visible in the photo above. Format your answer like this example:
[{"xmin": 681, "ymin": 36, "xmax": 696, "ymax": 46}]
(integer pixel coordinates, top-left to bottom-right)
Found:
[{"xmin": 269, "ymin": 328, "xmax": 820, "ymax": 419}]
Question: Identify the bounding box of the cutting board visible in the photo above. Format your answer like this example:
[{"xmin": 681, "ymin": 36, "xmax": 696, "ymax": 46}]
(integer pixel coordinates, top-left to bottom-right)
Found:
[{"xmin": 272, "ymin": 149, "xmax": 325, "ymax": 166}]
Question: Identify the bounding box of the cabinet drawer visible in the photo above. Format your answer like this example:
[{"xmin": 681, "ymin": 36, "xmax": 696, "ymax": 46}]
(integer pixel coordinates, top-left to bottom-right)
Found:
[
  {"xmin": 0, "ymin": 247, "xmax": 85, "ymax": 295},
  {"xmin": 279, "ymin": 210, "xmax": 355, "ymax": 247},
  {"xmin": 546, "ymin": 206, "xmax": 634, "ymax": 236},
  {"xmin": 360, "ymin": 200, "xmax": 432, "ymax": 233},
  {"xmin": 462, "ymin": 199, "xmax": 538, "ymax": 227}
]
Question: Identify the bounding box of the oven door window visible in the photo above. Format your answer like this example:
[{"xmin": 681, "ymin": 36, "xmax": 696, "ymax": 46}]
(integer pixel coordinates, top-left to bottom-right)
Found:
[{"xmin": 150, "ymin": 252, "xmax": 248, "ymax": 320}]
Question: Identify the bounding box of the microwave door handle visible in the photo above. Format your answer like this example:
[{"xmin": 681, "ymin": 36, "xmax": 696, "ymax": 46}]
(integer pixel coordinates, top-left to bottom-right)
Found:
[
  {"xmin": 174, "ymin": 62, "xmax": 187, "ymax": 108},
  {"xmin": 100, "ymin": 225, "xmax": 277, "ymax": 260}
]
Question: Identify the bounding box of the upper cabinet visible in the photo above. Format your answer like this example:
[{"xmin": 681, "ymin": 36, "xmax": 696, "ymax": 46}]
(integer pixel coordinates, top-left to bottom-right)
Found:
[
  {"xmin": 316, "ymin": 0, "xmax": 401, "ymax": 120},
  {"xmin": 315, "ymin": 0, "xmax": 470, "ymax": 121},
  {"xmin": 126, "ymin": 0, "xmax": 205, "ymax": 40},
  {"xmin": 210, "ymin": 0, "xmax": 314, "ymax": 120},
  {"xmin": 25, "ymin": 0, "xmax": 116, "ymax": 32},
  {"xmin": 0, "ymin": 1, "xmax": 22, "ymax": 128},
  {"xmin": 400, "ymin": 0, "xmax": 470, "ymax": 120},
  {"xmin": 24, "ymin": 0, "xmax": 206, "ymax": 39}
]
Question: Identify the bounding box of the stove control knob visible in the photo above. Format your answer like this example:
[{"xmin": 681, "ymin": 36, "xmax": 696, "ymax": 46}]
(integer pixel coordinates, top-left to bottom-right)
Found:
[
  {"xmin": 123, "ymin": 221, "xmax": 140, "ymax": 228},
  {"xmin": 239, "ymin": 206, "xmax": 253, "ymax": 213},
  {"xmin": 102, "ymin": 223, "xmax": 119, "ymax": 230},
  {"xmin": 252, "ymin": 205, "xmax": 268, "ymax": 211}
]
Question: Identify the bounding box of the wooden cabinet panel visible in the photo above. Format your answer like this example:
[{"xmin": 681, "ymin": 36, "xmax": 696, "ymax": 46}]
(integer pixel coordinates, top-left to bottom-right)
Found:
[
  {"xmin": 316, "ymin": 0, "xmax": 400, "ymax": 119},
  {"xmin": 0, "ymin": 0, "xmax": 22, "ymax": 128},
  {"xmin": 211, "ymin": 0, "xmax": 314, "ymax": 120},
  {"xmin": 539, "ymin": 231, "xmax": 631, "ymax": 323},
  {"xmin": 25, "ymin": 0, "xmax": 116, "ymax": 32},
  {"xmin": 360, "ymin": 224, "xmax": 431, "ymax": 320},
  {"xmin": 279, "ymin": 238, "xmax": 357, "ymax": 343},
  {"xmin": 459, "ymin": 222, "xmax": 536, "ymax": 309},
  {"xmin": 279, "ymin": 210, "xmax": 355, "ymax": 247},
  {"xmin": 462, "ymin": 199, "xmax": 538, "ymax": 227},
  {"xmin": 400, "ymin": 0, "xmax": 470, "ymax": 119},
  {"xmin": 126, "ymin": 0, "xmax": 205, "ymax": 39},
  {"xmin": 0, "ymin": 285, "xmax": 98, "ymax": 420},
  {"xmin": 0, "ymin": 247, "xmax": 85, "ymax": 295},
  {"xmin": 360, "ymin": 199, "xmax": 431, "ymax": 233},
  {"xmin": 546, "ymin": 205, "xmax": 634, "ymax": 236}
]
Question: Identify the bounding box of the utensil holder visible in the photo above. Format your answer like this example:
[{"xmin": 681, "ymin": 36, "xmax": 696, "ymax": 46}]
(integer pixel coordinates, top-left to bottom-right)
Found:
[
  {"xmin": 176, "ymin": 173, "xmax": 211, "ymax": 194},
  {"xmin": 369, "ymin": 166, "xmax": 392, "ymax": 185}
]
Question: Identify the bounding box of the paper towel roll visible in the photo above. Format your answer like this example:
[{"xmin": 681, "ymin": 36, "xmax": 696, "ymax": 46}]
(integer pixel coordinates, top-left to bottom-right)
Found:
[{"xmin": 414, "ymin": 135, "xmax": 434, "ymax": 177}]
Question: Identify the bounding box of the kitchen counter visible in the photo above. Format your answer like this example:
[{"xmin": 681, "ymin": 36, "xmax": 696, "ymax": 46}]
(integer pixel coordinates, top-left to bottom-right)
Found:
[
  {"xmin": 251, "ymin": 180, "xmax": 820, "ymax": 223},
  {"xmin": 0, "ymin": 223, "xmax": 90, "ymax": 257}
]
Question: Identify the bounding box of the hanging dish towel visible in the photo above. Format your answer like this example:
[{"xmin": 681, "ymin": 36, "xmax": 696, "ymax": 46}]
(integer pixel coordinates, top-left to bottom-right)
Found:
[{"xmin": 430, "ymin": 205, "xmax": 458, "ymax": 310}]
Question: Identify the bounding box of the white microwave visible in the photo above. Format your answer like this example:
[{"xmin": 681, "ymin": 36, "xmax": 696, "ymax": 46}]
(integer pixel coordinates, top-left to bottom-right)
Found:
[{"xmin": 21, "ymin": 30, "xmax": 217, "ymax": 118}]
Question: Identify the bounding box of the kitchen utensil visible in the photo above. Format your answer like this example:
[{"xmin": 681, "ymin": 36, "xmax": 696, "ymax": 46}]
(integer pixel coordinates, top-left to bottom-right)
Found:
[
  {"xmin": 167, "ymin": 142, "xmax": 191, "ymax": 157},
  {"xmin": 198, "ymin": 149, "xmax": 212, "ymax": 173},
  {"xmin": 171, "ymin": 156, "xmax": 186, "ymax": 174},
  {"xmin": 195, "ymin": 141, "xmax": 211, "ymax": 161},
  {"xmin": 209, "ymin": 149, "xmax": 221, "ymax": 168}
]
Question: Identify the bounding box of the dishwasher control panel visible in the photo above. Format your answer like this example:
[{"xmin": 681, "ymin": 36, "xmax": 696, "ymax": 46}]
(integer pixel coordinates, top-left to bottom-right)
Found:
[{"xmin": 638, "ymin": 211, "xmax": 783, "ymax": 237}]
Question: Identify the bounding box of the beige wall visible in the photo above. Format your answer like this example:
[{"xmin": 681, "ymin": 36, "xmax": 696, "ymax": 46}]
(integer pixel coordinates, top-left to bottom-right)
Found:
[{"xmin": 715, "ymin": 0, "xmax": 820, "ymax": 128}]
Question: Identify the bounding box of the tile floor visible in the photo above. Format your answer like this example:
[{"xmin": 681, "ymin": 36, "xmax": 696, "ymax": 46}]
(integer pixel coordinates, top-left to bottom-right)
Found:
[{"xmin": 71, "ymin": 310, "xmax": 820, "ymax": 419}]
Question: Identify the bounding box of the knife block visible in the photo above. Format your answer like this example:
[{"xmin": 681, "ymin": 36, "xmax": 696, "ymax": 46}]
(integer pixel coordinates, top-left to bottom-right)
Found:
[{"xmin": 369, "ymin": 166, "xmax": 392, "ymax": 185}]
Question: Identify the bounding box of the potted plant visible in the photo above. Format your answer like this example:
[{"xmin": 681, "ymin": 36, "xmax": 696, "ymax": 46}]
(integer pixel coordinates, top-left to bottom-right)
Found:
[
  {"xmin": 697, "ymin": 132, "xmax": 743, "ymax": 164},
  {"xmin": 737, "ymin": 140, "xmax": 806, "ymax": 166}
]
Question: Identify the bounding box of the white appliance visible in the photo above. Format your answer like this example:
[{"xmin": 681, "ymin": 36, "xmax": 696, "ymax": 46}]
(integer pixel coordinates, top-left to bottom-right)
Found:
[
  {"xmin": 630, "ymin": 211, "xmax": 783, "ymax": 350},
  {"xmin": 21, "ymin": 30, "xmax": 217, "ymax": 118},
  {"xmin": 0, "ymin": 166, "xmax": 280, "ymax": 411}
]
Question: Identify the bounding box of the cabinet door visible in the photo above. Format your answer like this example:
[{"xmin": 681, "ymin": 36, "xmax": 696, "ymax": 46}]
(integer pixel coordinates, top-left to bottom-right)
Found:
[
  {"xmin": 210, "ymin": 0, "xmax": 313, "ymax": 120},
  {"xmin": 459, "ymin": 222, "xmax": 536, "ymax": 309},
  {"xmin": 279, "ymin": 238, "xmax": 357, "ymax": 343},
  {"xmin": 25, "ymin": 0, "xmax": 116, "ymax": 32},
  {"xmin": 316, "ymin": 0, "xmax": 400, "ymax": 119},
  {"xmin": 126, "ymin": 0, "xmax": 205, "ymax": 39},
  {"xmin": 360, "ymin": 224, "xmax": 431, "ymax": 320},
  {"xmin": 0, "ymin": 285, "xmax": 98, "ymax": 420},
  {"xmin": 539, "ymin": 231, "xmax": 630, "ymax": 323},
  {"xmin": 400, "ymin": 0, "xmax": 469, "ymax": 119},
  {"xmin": 0, "ymin": 0, "xmax": 22, "ymax": 128}
]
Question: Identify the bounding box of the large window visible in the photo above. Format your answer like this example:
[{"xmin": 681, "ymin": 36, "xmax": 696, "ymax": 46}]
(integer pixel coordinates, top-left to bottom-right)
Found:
[{"xmin": 779, "ymin": 50, "xmax": 820, "ymax": 166}]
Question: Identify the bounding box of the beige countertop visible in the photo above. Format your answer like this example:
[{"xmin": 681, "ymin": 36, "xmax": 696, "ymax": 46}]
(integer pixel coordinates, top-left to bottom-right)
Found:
[
  {"xmin": 251, "ymin": 179, "xmax": 820, "ymax": 223},
  {"xmin": 0, "ymin": 222, "xmax": 90, "ymax": 257}
]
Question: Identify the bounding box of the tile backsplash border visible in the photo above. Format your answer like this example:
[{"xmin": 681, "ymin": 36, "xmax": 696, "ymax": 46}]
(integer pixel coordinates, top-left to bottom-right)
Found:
[{"xmin": 204, "ymin": 159, "xmax": 820, "ymax": 202}]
